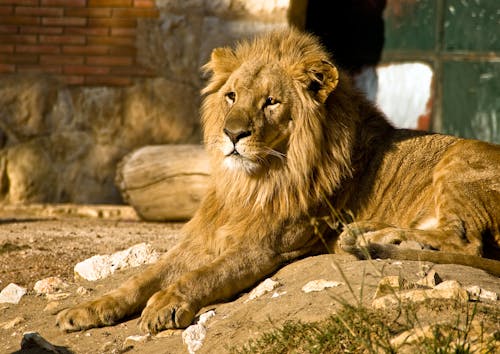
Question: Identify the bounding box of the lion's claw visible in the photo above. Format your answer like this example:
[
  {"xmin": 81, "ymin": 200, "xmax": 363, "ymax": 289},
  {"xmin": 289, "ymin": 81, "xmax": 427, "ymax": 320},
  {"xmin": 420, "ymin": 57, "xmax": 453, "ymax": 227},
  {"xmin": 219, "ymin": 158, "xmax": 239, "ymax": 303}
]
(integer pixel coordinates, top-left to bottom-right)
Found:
[{"xmin": 139, "ymin": 291, "xmax": 195, "ymax": 333}]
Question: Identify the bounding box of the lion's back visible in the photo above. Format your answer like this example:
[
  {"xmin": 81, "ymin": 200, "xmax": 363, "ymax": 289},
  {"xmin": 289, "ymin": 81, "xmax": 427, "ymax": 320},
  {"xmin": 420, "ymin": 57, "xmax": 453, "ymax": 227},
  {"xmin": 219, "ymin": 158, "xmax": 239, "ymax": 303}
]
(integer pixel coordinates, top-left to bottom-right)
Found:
[{"xmin": 348, "ymin": 131, "xmax": 500, "ymax": 232}]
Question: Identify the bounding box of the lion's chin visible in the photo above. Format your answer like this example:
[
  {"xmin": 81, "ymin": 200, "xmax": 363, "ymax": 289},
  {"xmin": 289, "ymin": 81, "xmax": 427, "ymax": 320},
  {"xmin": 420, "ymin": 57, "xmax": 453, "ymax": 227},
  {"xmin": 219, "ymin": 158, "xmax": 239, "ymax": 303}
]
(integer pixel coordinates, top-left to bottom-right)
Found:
[{"xmin": 223, "ymin": 155, "xmax": 262, "ymax": 175}]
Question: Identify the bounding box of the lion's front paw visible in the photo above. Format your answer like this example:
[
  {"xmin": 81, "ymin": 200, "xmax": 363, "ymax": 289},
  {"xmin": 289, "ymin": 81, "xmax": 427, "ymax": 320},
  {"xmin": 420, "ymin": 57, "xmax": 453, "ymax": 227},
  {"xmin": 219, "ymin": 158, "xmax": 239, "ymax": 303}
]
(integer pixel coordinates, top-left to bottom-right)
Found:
[
  {"xmin": 139, "ymin": 290, "xmax": 195, "ymax": 334},
  {"xmin": 56, "ymin": 296, "xmax": 124, "ymax": 332}
]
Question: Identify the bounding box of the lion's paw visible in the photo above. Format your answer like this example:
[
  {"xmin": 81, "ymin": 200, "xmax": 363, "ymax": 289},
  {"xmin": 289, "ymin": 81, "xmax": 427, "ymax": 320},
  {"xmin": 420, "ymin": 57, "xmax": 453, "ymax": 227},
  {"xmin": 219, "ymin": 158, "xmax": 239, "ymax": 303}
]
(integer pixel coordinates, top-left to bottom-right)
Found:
[
  {"xmin": 339, "ymin": 227, "xmax": 408, "ymax": 259},
  {"xmin": 56, "ymin": 297, "xmax": 124, "ymax": 332},
  {"xmin": 139, "ymin": 290, "xmax": 195, "ymax": 334}
]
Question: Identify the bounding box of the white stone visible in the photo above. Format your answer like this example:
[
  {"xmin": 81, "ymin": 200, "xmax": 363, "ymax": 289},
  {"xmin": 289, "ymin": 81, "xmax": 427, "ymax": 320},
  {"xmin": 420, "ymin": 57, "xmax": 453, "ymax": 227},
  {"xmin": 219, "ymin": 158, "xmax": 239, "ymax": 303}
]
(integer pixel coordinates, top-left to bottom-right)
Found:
[
  {"xmin": 74, "ymin": 243, "xmax": 159, "ymax": 281},
  {"xmin": 416, "ymin": 270, "xmax": 442, "ymax": 288},
  {"xmin": 466, "ymin": 285, "xmax": 498, "ymax": 302},
  {"xmin": 271, "ymin": 291, "xmax": 287, "ymax": 298},
  {"xmin": 434, "ymin": 280, "xmax": 461, "ymax": 291},
  {"xmin": 123, "ymin": 334, "xmax": 151, "ymax": 349},
  {"xmin": 372, "ymin": 282, "xmax": 469, "ymax": 309},
  {"xmin": 46, "ymin": 292, "xmax": 70, "ymax": 301},
  {"xmin": 182, "ymin": 310, "xmax": 215, "ymax": 354},
  {"xmin": 33, "ymin": 276, "xmax": 68, "ymax": 295},
  {"xmin": 246, "ymin": 278, "xmax": 280, "ymax": 301},
  {"xmin": 0, "ymin": 283, "xmax": 27, "ymax": 304},
  {"xmin": 302, "ymin": 279, "xmax": 343, "ymax": 293}
]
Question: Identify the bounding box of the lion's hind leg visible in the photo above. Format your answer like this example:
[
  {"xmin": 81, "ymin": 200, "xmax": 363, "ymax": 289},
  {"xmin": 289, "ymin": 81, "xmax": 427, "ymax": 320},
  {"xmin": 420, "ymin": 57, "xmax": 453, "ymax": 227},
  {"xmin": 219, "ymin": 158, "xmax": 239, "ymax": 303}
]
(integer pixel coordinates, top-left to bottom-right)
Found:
[
  {"xmin": 338, "ymin": 221, "xmax": 482, "ymax": 258},
  {"xmin": 337, "ymin": 222, "xmax": 500, "ymax": 275}
]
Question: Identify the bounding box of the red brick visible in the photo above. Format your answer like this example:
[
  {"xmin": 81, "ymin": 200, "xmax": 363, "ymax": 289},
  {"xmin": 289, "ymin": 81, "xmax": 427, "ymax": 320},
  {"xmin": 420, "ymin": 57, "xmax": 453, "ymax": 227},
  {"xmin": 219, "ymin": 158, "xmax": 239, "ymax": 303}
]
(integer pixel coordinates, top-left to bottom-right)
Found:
[
  {"xmin": 42, "ymin": 17, "xmax": 86, "ymax": 26},
  {"xmin": 86, "ymin": 55, "xmax": 133, "ymax": 66},
  {"xmin": 41, "ymin": 0, "xmax": 85, "ymax": 6},
  {"xmin": 110, "ymin": 65, "xmax": 155, "ymax": 76},
  {"xmin": 110, "ymin": 27, "xmax": 135, "ymax": 36},
  {"xmin": 108, "ymin": 45, "xmax": 135, "ymax": 55},
  {"xmin": 0, "ymin": 1, "xmax": 38, "ymax": 5},
  {"xmin": 133, "ymin": 0, "xmax": 155, "ymax": 8},
  {"xmin": 63, "ymin": 45, "xmax": 108, "ymax": 55},
  {"xmin": 0, "ymin": 34, "xmax": 37, "ymax": 43},
  {"xmin": 88, "ymin": 0, "xmax": 132, "ymax": 7},
  {"xmin": 17, "ymin": 64, "xmax": 62, "ymax": 74},
  {"xmin": 65, "ymin": 27, "xmax": 109, "ymax": 36},
  {"xmin": 0, "ymin": 6, "xmax": 12, "ymax": 15},
  {"xmin": 0, "ymin": 44, "xmax": 14, "ymax": 52},
  {"xmin": 16, "ymin": 44, "xmax": 60, "ymax": 54},
  {"xmin": 0, "ymin": 15, "xmax": 39, "ymax": 25},
  {"xmin": 85, "ymin": 75, "xmax": 132, "ymax": 86},
  {"xmin": 88, "ymin": 18, "xmax": 136, "ymax": 27},
  {"xmin": 0, "ymin": 63, "xmax": 15, "ymax": 73},
  {"xmin": 64, "ymin": 64, "xmax": 110, "ymax": 75},
  {"xmin": 87, "ymin": 35, "xmax": 135, "ymax": 46},
  {"xmin": 0, "ymin": 25, "xmax": 17, "ymax": 34},
  {"xmin": 21, "ymin": 26, "xmax": 63, "ymax": 34},
  {"xmin": 40, "ymin": 54, "xmax": 84, "ymax": 65},
  {"xmin": 40, "ymin": 35, "xmax": 85, "ymax": 44},
  {"xmin": 61, "ymin": 75, "xmax": 85, "ymax": 85},
  {"xmin": 113, "ymin": 8, "xmax": 158, "ymax": 18},
  {"xmin": 0, "ymin": 53, "xmax": 38, "ymax": 64},
  {"xmin": 16, "ymin": 6, "xmax": 63, "ymax": 16},
  {"xmin": 65, "ymin": 8, "xmax": 112, "ymax": 17}
]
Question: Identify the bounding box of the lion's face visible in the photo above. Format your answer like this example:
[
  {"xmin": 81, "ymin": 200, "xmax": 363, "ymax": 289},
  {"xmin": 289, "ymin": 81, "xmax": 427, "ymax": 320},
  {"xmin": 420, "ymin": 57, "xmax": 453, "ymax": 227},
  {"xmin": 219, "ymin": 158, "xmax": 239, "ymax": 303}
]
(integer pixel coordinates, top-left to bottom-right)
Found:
[
  {"xmin": 202, "ymin": 30, "xmax": 341, "ymax": 181},
  {"xmin": 211, "ymin": 62, "xmax": 296, "ymax": 175}
]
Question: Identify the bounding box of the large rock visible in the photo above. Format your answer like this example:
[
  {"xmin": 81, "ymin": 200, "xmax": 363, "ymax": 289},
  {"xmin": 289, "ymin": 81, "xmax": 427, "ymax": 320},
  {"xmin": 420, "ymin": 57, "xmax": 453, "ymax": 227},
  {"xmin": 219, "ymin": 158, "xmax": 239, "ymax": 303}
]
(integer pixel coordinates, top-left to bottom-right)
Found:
[{"xmin": 0, "ymin": 75, "xmax": 200, "ymax": 204}]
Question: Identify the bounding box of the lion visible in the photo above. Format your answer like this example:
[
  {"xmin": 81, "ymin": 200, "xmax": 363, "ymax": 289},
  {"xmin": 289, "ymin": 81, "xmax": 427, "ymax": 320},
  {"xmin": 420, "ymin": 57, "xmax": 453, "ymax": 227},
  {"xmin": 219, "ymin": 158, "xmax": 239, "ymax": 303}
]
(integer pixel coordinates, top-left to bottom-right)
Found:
[{"xmin": 56, "ymin": 28, "xmax": 500, "ymax": 334}]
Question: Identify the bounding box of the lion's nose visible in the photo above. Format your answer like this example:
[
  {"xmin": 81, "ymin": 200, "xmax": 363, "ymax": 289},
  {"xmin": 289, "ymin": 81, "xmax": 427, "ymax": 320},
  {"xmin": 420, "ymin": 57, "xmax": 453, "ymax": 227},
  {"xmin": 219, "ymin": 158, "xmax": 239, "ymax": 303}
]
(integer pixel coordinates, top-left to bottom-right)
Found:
[{"xmin": 223, "ymin": 128, "xmax": 251, "ymax": 144}]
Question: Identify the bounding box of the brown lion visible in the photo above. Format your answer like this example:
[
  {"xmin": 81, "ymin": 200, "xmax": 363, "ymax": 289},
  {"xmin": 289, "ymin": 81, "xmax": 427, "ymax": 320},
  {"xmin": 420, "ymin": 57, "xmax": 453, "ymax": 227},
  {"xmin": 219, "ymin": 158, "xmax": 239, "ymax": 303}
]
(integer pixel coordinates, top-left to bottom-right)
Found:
[{"xmin": 56, "ymin": 28, "xmax": 500, "ymax": 333}]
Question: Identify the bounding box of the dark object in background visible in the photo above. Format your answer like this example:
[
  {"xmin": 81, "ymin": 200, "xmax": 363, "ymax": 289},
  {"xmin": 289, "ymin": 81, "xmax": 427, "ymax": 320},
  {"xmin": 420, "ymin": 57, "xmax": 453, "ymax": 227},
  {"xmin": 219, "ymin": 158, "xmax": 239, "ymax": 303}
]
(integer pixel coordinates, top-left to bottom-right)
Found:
[{"xmin": 304, "ymin": 0, "xmax": 387, "ymax": 76}]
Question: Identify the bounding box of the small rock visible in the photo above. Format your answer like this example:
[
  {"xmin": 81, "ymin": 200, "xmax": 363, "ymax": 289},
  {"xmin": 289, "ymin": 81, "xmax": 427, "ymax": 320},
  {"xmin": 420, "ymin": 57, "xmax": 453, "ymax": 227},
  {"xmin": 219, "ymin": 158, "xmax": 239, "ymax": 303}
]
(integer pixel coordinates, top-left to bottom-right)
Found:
[
  {"xmin": 197, "ymin": 310, "xmax": 216, "ymax": 326},
  {"xmin": 302, "ymin": 279, "xmax": 342, "ymax": 293},
  {"xmin": 123, "ymin": 334, "xmax": 150, "ymax": 349},
  {"xmin": 247, "ymin": 278, "xmax": 280, "ymax": 301},
  {"xmin": 466, "ymin": 285, "xmax": 498, "ymax": 302},
  {"xmin": 43, "ymin": 301, "xmax": 61, "ymax": 314},
  {"xmin": 434, "ymin": 279, "xmax": 461, "ymax": 290},
  {"xmin": 372, "ymin": 280, "xmax": 468, "ymax": 309},
  {"xmin": 76, "ymin": 286, "xmax": 91, "ymax": 296},
  {"xmin": 1, "ymin": 316, "xmax": 24, "ymax": 329},
  {"xmin": 0, "ymin": 283, "xmax": 27, "ymax": 304},
  {"xmin": 21, "ymin": 332, "xmax": 65, "ymax": 353},
  {"xmin": 182, "ymin": 310, "xmax": 215, "ymax": 354},
  {"xmin": 74, "ymin": 243, "xmax": 159, "ymax": 281},
  {"xmin": 156, "ymin": 329, "xmax": 181, "ymax": 338},
  {"xmin": 33, "ymin": 277, "xmax": 68, "ymax": 295},
  {"xmin": 416, "ymin": 270, "xmax": 442, "ymax": 288},
  {"xmin": 271, "ymin": 291, "xmax": 287, "ymax": 298},
  {"xmin": 46, "ymin": 292, "xmax": 70, "ymax": 301}
]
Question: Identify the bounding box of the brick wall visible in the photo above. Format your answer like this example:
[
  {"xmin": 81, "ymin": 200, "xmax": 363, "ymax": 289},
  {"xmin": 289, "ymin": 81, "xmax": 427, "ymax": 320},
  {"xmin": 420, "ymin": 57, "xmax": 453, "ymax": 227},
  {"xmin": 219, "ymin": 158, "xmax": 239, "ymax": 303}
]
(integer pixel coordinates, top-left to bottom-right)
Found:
[{"xmin": 0, "ymin": 0, "xmax": 159, "ymax": 86}]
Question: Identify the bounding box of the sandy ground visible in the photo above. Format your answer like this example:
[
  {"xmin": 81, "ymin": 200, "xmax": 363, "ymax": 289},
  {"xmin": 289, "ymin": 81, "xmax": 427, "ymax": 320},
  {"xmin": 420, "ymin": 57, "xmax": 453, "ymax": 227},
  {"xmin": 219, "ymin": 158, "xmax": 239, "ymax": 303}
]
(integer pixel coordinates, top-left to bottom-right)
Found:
[{"xmin": 0, "ymin": 204, "xmax": 499, "ymax": 353}]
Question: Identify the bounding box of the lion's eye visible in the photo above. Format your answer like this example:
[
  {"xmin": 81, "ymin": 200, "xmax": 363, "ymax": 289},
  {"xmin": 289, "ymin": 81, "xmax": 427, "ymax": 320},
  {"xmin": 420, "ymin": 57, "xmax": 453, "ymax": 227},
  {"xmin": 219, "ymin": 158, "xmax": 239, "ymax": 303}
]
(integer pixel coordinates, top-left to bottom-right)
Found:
[
  {"xmin": 263, "ymin": 96, "xmax": 279, "ymax": 108},
  {"xmin": 225, "ymin": 92, "xmax": 236, "ymax": 104}
]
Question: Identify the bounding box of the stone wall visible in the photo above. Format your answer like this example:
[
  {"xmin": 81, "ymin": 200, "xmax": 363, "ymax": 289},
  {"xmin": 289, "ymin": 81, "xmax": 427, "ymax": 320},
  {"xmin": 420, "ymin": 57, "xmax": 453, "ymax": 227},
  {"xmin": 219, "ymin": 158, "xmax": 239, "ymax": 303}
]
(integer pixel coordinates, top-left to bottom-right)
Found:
[{"xmin": 0, "ymin": 0, "xmax": 294, "ymax": 204}]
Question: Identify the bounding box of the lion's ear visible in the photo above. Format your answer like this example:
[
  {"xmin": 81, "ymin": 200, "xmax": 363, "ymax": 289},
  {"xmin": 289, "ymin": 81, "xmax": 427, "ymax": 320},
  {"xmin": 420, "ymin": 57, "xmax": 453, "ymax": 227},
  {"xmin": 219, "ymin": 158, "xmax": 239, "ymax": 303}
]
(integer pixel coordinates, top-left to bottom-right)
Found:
[
  {"xmin": 306, "ymin": 60, "xmax": 339, "ymax": 103},
  {"xmin": 202, "ymin": 47, "xmax": 239, "ymax": 76}
]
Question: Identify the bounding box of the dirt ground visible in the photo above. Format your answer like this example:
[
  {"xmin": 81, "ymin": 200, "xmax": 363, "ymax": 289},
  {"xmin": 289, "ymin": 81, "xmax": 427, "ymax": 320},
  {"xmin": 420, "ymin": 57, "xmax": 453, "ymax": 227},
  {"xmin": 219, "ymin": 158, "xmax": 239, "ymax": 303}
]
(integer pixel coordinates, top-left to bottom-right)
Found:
[{"xmin": 0, "ymin": 204, "xmax": 499, "ymax": 354}]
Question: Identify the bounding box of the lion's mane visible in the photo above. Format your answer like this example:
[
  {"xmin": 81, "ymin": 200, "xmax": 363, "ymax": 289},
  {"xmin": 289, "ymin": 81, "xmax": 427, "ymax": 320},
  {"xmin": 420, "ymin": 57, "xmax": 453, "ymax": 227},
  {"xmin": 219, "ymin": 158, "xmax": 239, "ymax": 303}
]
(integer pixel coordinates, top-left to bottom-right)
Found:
[{"xmin": 200, "ymin": 29, "xmax": 392, "ymax": 220}]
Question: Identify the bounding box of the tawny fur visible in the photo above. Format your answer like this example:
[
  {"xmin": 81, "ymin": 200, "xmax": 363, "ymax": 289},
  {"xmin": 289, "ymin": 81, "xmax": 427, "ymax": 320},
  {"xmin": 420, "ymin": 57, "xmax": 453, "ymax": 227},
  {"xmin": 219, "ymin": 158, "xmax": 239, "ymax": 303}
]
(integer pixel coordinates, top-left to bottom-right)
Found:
[{"xmin": 56, "ymin": 28, "xmax": 500, "ymax": 334}]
